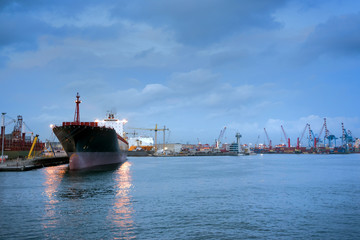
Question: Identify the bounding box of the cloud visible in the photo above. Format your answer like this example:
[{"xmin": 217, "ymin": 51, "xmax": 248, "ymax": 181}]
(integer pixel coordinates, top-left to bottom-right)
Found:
[
  {"xmin": 142, "ymin": 83, "xmax": 172, "ymax": 95},
  {"xmin": 90, "ymin": 69, "xmax": 284, "ymax": 126},
  {"xmin": 0, "ymin": 13, "xmax": 51, "ymax": 50},
  {"xmin": 96, "ymin": 83, "xmax": 173, "ymax": 111},
  {"xmin": 302, "ymin": 12, "xmax": 360, "ymax": 59},
  {"xmin": 1, "ymin": 0, "xmax": 359, "ymax": 144},
  {"xmin": 1, "ymin": 20, "xmax": 180, "ymax": 70},
  {"xmin": 168, "ymin": 69, "xmax": 219, "ymax": 94},
  {"xmin": 111, "ymin": 0, "xmax": 288, "ymax": 46},
  {"xmin": 38, "ymin": 5, "xmax": 116, "ymax": 28},
  {"xmin": 0, "ymin": 0, "xmax": 289, "ymax": 69},
  {"xmin": 42, "ymin": 105, "xmax": 60, "ymax": 111}
]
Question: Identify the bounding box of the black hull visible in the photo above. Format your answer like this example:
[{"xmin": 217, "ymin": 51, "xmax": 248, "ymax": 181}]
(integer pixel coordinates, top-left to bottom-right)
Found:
[{"xmin": 53, "ymin": 125, "xmax": 128, "ymax": 170}]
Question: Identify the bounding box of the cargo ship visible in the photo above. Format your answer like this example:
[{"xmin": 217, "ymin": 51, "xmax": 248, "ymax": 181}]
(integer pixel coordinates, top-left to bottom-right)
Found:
[
  {"xmin": 1, "ymin": 115, "xmax": 44, "ymax": 160},
  {"xmin": 53, "ymin": 93, "xmax": 128, "ymax": 170}
]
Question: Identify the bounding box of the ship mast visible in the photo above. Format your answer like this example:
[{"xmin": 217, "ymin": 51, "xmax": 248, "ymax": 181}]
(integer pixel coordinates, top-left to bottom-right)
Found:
[
  {"xmin": 74, "ymin": 92, "xmax": 81, "ymax": 124},
  {"xmin": 1, "ymin": 113, "xmax": 5, "ymax": 163}
]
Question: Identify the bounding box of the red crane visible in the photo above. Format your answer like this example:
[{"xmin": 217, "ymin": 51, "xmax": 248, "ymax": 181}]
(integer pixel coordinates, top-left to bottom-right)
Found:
[
  {"xmin": 264, "ymin": 128, "xmax": 272, "ymax": 149},
  {"xmin": 281, "ymin": 125, "xmax": 290, "ymax": 148}
]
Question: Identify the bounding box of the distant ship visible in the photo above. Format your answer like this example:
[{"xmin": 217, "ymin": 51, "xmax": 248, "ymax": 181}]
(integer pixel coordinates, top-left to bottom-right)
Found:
[
  {"xmin": 128, "ymin": 136, "xmax": 154, "ymax": 151},
  {"xmin": 53, "ymin": 93, "xmax": 128, "ymax": 170}
]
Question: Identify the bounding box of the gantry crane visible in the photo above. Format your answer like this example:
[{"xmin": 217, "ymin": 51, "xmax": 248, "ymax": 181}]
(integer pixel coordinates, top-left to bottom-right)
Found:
[
  {"xmin": 341, "ymin": 122, "xmax": 354, "ymax": 150},
  {"xmin": 308, "ymin": 124, "xmax": 318, "ymax": 149},
  {"xmin": 322, "ymin": 118, "xmax": 337, "ymax": 147},
  {"xmin": 128, "ymin": 124, "xmax": 169, "ymax": 152}
]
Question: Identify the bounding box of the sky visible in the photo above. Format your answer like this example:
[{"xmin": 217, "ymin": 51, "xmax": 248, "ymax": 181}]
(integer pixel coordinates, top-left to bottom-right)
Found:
[{"xmin": 0, "ymin": 0, "xmax": 359, "ymax": 146}]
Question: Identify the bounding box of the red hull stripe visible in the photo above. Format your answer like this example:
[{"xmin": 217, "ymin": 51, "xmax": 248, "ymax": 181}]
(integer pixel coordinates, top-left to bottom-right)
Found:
[{"xmin": 117, "ymin": 134, "xmax": 128, "ymax": 145}]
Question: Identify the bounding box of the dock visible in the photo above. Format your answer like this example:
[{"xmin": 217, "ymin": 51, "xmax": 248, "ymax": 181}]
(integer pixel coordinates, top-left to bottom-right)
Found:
[{"xmin": 0, "ymin": 156, "xmax": 69, "ymax": 171}]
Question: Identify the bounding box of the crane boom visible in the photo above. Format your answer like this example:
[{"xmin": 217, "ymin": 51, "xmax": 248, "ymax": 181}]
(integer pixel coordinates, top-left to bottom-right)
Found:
[
  {"xmin": 27, "ymin": 134, "xmax": 39, "ymax": 159},
  {"xmin": 264, "ymin": 128, "xmax": 272, "ymax": 149},
  {"xmin": 281, "ymin": 125, "xmax": 290, "ymax": 147},
  {"xmin": 216, "ymin": 127, "xmax": 226, "ymax": 148},
  {"xmin": 299, "ymin": 123, "xmax": 309, "ymax": 144},
  {"xmin": 218, "ymin": 127, "xmax": 226, "ymax": 140},
  {"xmin": 318, "ymin": 120, "xmax": 325, "ymax": 139},
  {"xmin": 308, "ymin": 124, "xmax": 317, "ymax": 148},
  {"xmin": 128, "ymin": 124, "xmax": 169, "ymax": 152},
  {"xmin": 324, "ymin": 118, "xmax": 329, "ymax": 138}
]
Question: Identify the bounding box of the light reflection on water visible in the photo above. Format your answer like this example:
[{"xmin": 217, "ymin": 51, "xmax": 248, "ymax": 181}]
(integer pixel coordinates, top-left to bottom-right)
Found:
[
  {"xmin": 40, "ymin": 162, "xmax": 135, "ymax": 239},
  {"xmin": 109, "ymin": 161, "xmax": 136, "ymax": 239},
  {"xmin": 42, "ymin": 165, "xmax": 67, "ymax": 230},
  {"xmin": 1, "ymin": 154, "xmax": 360, "ymax": 239}
]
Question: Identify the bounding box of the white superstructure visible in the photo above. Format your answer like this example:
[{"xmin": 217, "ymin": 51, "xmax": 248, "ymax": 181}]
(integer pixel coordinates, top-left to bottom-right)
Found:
[{"xmin": 96, "ymin": 112, "xmax": 127, "ymax": 137}]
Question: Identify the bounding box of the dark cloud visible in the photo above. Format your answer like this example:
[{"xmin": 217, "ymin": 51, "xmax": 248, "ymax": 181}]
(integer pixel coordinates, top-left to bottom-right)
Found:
[
  {"xmin": 112, "ymin": 0, "xmax": 288, "ymax": 46},
  {"xmin": 0, "ymin": 13, "xmax": 50, "ymax": 50},
  {"xmin": 0, "ymin": 0, "xmax": 105, "ymax": 14},
  {"xmin": 0, "ymin": 0, "xmax": 288, "ymax": 51},
  {"xmin": 302, "ymin": 12, "xmax": 360, "ymax": 58},
  {"xmin": 0, "ymin": 0, "xmax": 119, "ymax": 49}
]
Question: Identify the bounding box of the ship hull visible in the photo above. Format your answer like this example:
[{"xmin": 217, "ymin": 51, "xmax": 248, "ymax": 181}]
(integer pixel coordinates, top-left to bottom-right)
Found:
[
  {"xmin": 68, "ymin": 151, "xmax": 127, "ymax": 169},
  {"xmin": 53, "ymin": 125, "xmax": 128, "ymax": 170}
]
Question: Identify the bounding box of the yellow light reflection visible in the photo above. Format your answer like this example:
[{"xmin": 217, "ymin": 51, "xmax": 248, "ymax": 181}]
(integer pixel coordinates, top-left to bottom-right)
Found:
[
  {"xmin": 42, "ymin": 166, "xmax": 66, "ymax": 229},
  {"xmin": 109, "ymin": 161, "xmax": 136, "ymax": 239}
]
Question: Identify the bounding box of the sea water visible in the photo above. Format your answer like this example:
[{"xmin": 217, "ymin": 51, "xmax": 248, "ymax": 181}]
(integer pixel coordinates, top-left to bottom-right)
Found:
[{"xmin": 0, "ymin": 154, "xmax": 359, "ymax": 239}]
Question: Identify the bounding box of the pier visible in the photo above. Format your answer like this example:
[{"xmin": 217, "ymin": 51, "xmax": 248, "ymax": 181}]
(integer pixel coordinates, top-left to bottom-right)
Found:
[{"xmin": 0, "ymin": 156, "xmax": 69, "ymax": 171}]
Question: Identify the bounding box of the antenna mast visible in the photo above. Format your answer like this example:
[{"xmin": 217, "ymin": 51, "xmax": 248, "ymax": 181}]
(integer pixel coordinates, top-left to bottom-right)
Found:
[{"xmin": 74, "ymin": 92, "xmax": 81, "ymax": 124}]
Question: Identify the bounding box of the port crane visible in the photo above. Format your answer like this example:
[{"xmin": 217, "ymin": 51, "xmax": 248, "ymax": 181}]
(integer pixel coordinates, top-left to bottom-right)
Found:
[
  {"xmin": 321, "ymin": 118, "xmax": 337, "ymax": 147},
  {"xmin": 341, "ymin": 122, "xmax": 354, "ymax": 150},
  {"xmin": 317, "ymin": 119, "xmax": 326, "ymax": 143},
  {"xmin": 297, "ymin": 123, "xmax": 309, "ymax": 149},
  {"xmin": 308, "ymin": 124, "xmax": 318, "ymax": 149},
  {"xmin": 27, "ymin": 134, "xmax": 39, "ymax": 159},
  {"xmin": 263, "ymin": 128, "xmax": 272, "ymax": 149},
  {"xmin": 128, "ymin": 124, "xmax": 169, "ymax": 152},
  {"xmin": 281, "ymin": 125, "xmax": 290, "ymax": 148},
  {"xmin": 215, "ymin": 127, "xmax": 226, "ymax": 149},
  {"xmin": 311, "ymin": 117, "xmax": 329, "ymax": 148},
  {"xmin": 255, "ymin": 135, "xmax": 260, "ymax": 148}
]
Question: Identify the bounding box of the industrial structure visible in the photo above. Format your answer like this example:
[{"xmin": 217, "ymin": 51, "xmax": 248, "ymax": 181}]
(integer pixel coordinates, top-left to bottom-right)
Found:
[
  {"xmin": 128, "ymin": 124, "xmax": 169, "ymax": 153},
  {"xmin": 254, "ymin": 118, "xmax": 358, "ymax": 154},
  {"xmin": 0, "ymin": 114, "xmax": 44, "ymax": 161}
]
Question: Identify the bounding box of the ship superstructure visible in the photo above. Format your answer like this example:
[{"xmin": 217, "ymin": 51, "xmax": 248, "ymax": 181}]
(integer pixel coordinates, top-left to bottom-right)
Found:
[{"xmin": 96, "ymin": 112, "xmax": 126, "ymax": 138}]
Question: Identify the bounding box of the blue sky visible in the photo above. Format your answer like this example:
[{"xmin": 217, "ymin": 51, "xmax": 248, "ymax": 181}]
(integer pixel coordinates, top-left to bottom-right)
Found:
[{"xmin": 0, "ymin": 0, "xmax": 359, "ymax": 146}]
